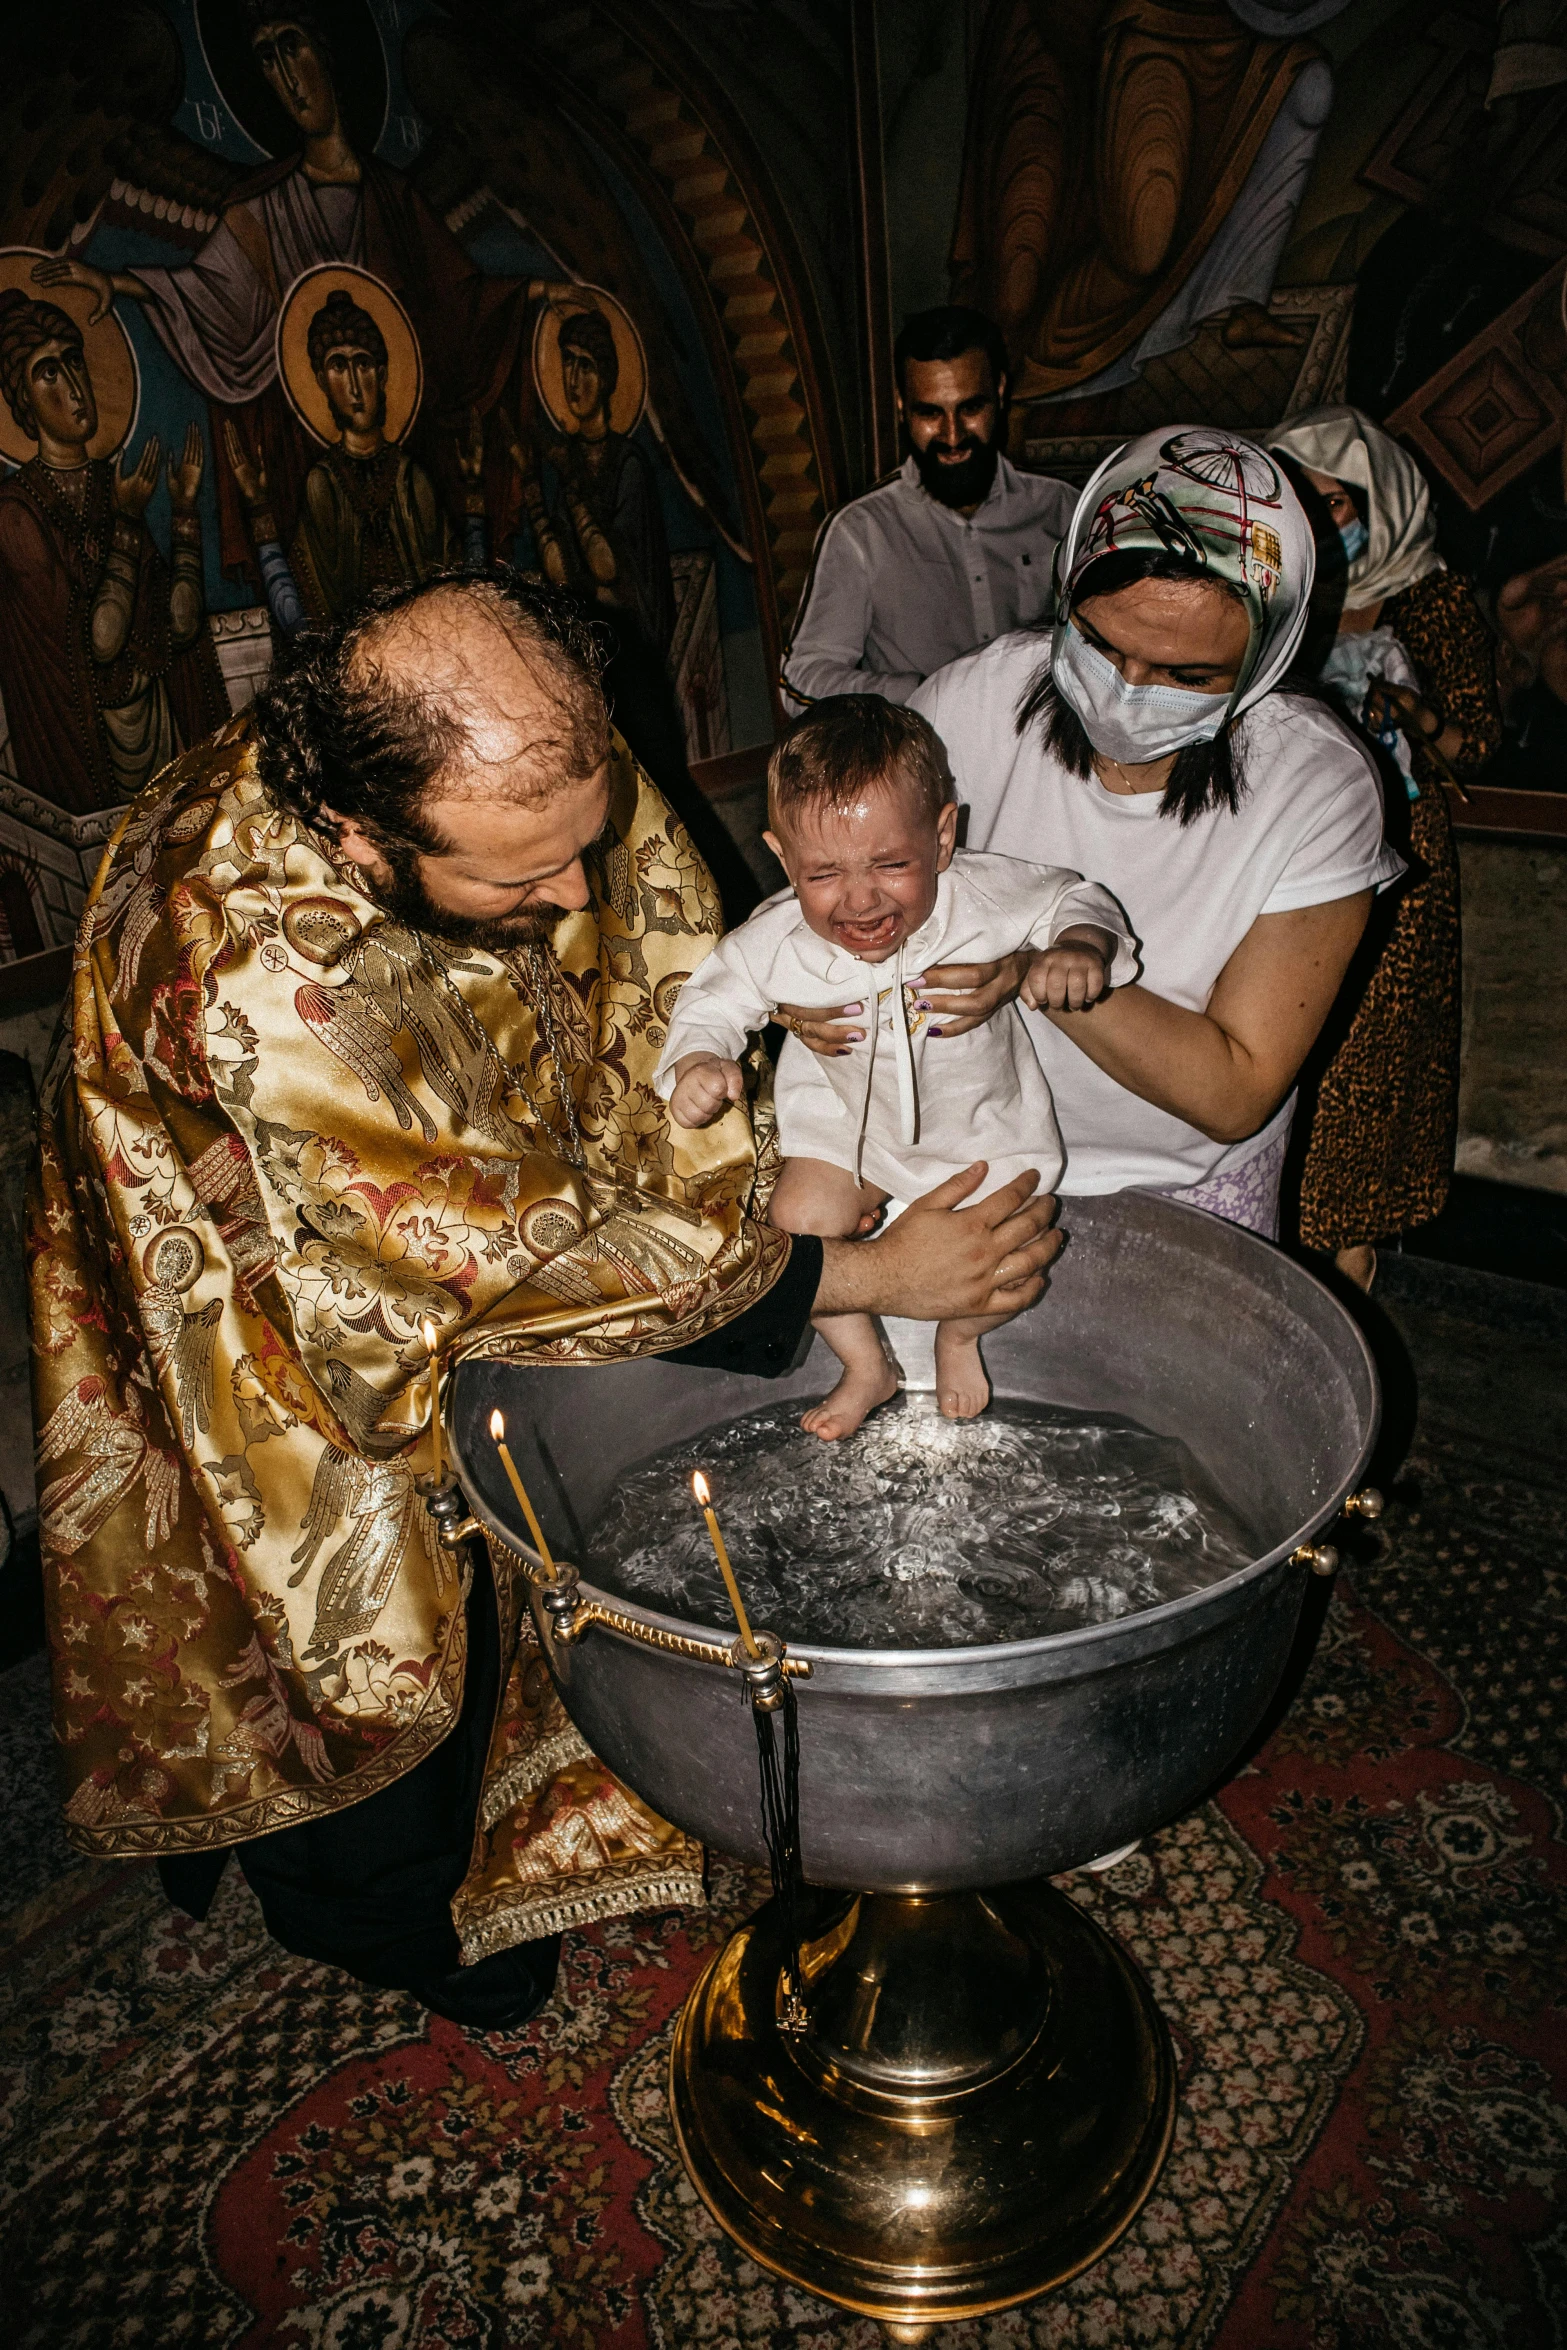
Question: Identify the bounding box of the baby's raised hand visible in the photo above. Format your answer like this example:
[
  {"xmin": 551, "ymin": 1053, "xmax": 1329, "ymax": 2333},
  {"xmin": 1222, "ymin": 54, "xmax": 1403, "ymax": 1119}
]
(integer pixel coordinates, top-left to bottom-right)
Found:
[
  {"xmin": 1020, "ymin": 927, "xmax": 1114, "ymax": 1014},
  {"xmin": 668, "ymin": 1052, "xmax": 744, "ymax": 1127}
]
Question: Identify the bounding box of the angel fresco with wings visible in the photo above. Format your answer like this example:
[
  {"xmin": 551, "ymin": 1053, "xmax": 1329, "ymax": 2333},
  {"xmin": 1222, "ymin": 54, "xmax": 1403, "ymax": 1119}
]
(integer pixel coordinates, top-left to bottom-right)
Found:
[{"xmin": 7, "ymin": 2, "xmax": 743, "ymax": 653}]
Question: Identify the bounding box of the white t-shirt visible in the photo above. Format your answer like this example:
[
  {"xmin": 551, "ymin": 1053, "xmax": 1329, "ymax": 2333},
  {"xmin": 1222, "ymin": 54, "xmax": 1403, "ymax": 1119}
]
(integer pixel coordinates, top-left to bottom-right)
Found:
[{"xmin": 910, "ymin": 633, "xmax": 1405, "ymax": 1197}]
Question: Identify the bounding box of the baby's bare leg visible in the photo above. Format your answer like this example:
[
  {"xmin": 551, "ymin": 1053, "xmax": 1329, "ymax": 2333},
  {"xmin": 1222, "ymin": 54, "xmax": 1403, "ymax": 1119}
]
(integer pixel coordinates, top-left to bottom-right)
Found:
[
  {"xmin": 769, "ymin": 1158, "xmax": 898, "ymax": 1441},
  {"xmin": 934, "ymin": 1310, "xmax": 1015, "ymax": 1421}
]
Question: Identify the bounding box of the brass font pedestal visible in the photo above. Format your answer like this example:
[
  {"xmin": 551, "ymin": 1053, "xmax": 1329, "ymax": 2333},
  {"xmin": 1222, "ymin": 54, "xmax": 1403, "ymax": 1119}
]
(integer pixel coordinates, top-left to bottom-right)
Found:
[{"xmin": 670, "ymin": 1882, "xmax": 1176, "ymax": 2333}]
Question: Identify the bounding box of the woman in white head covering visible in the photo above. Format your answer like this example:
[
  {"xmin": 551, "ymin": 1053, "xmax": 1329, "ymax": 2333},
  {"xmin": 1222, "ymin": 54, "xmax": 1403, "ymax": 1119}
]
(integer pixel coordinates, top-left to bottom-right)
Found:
[
  {"xmin": 1268, "ymin": 406, "xmax": 1501, "ymax": 1289},
  {"xmin": 1269, "ymin": 404, "xmax": 1495, "ymax": 772},
  {"xmin": 774, "ymin": 427, "xmax": 1404, "ymax": 1248}
]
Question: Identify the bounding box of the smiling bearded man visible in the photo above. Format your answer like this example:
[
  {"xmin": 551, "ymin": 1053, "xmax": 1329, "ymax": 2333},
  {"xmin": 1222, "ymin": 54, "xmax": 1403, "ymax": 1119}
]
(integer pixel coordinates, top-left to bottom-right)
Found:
[{"xmin": 30, "ymin": 566, "xmax": 1060, "ymax": 2026}]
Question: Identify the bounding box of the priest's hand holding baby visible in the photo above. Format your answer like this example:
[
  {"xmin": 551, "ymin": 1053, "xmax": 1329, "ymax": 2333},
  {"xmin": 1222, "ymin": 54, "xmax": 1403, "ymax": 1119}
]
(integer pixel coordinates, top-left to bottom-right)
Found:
[{"xmin": 668, "ymin": 1052, "xmax": 745, "ymax": 1128}]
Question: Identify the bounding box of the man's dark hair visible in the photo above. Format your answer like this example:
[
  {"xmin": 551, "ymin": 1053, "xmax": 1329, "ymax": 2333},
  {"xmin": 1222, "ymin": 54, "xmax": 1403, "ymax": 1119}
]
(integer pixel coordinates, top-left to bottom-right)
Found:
[
  {"xmin": 894, "ymin": 306, "xmax": 1008, "ymax": 400},
  {"xmin": 251, "ymin": 565, "xmax": 610, "ymax": 856},
  {"xmin": 1016, "ymin": 550, "xmax": 1252, "ymax": 825},
  {"xmin": 768, "ymin": 694, "xmax": 952, "ymax": 832},
  {"xmin": 307, "ymin": 287, "xmax": 386, "ymax": 379},
  {"xmin": 559, "ymin": 309, "xmax": 619, "ymax": 403}
]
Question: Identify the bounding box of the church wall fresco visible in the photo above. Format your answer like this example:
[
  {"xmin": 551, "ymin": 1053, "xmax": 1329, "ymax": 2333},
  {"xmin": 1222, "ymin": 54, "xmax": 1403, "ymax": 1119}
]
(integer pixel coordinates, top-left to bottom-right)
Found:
[
  {"xmin": 941, "ymin": 0, "xmax": 1567, "ymax": 816},
  {"xmin": 1, "ymin": 0, "xmax": 1562, "ymax": 1014},
  {"xmin": 0, "ymin": 0, "xmax": 866, "ymax": 999}
]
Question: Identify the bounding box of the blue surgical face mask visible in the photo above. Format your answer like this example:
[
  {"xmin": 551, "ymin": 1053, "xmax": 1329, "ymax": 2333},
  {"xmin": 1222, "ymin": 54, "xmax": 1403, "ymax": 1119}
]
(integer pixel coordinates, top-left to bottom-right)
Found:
[
  {"xmin": 1338, "ymin": 516, "xmax": 1369, "ymax": 564},
  {"xmin": 1051, "ymin": 621, "xmax": 1233, "ymax": 766}
]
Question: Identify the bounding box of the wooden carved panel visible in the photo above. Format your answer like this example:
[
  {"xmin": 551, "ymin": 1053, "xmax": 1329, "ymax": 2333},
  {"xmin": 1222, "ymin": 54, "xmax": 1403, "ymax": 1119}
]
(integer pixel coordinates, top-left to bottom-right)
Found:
[{"xmin": 1387, "ymin": 259, "xmax": 1567, "ymax": 512}]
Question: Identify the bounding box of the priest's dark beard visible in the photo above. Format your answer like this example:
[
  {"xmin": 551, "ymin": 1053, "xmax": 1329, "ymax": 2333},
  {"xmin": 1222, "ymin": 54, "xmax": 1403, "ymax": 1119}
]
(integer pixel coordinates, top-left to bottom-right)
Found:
[
  {"xmin": 914, "ymin": 434, "xmax": 999, "ymax": 510},
  {"xmin": 367, "ymin": 834, "xmax": 565, "ymax": 953}
]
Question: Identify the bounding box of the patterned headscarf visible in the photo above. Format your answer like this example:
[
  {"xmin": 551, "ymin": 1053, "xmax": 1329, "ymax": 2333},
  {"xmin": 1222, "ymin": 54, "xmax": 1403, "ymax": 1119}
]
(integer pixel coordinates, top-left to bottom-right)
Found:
[
  {"xmin": 1052, "ymin": 426, "xmax": 1318, "ymax": 721},
  {"xmin": 1269, "ymin": 405, "xmax": 1444, "ymax": 610}
]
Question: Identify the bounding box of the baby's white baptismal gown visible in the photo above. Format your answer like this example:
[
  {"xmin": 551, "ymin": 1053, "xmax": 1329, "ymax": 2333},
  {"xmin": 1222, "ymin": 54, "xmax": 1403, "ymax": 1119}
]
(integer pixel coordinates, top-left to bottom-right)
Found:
[{"xmin": 654, "ymin": 850, "xmax": 1137, "ymax": 1199}]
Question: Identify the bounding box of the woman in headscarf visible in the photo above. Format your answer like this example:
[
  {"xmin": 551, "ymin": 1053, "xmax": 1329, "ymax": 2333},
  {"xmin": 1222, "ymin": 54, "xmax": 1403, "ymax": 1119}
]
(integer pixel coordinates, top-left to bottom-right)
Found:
[
  {"xmin": 1269, "ymin": 405, "xmax": 1500, "ymax": 1288},
  {"xmin": 775, "ymin": 427, "xmax": 1403, "ymax": 1247}
]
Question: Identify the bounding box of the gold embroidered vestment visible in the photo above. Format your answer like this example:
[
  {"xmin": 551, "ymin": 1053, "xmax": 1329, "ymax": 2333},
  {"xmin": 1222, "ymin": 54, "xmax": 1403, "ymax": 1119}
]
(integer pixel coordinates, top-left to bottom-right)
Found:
[{"xmin": 29, "ymin": 718, "xmax": 786, "ymax": 1951}]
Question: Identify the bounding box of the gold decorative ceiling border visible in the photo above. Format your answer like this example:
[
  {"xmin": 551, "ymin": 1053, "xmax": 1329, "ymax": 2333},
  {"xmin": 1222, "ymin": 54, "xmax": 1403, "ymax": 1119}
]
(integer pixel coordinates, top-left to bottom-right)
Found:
[{"xmin": 525, "ymin": 0, "xmax": 842, "ymax": 679}]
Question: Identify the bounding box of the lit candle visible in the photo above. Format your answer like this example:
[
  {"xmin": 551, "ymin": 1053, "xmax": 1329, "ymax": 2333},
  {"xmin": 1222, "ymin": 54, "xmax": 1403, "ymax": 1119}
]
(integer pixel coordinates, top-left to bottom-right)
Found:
[
  {"xmin": 422, "ymin": 1318, "xmax": 444, "ymax": 1486},
  {"xmin": 489, "ymin": 1408, "xmax": 555, "ymax": 1573},
  {"xmin": 692, "ymin": 1470, "xmax": 759, "ymax": 1657}
]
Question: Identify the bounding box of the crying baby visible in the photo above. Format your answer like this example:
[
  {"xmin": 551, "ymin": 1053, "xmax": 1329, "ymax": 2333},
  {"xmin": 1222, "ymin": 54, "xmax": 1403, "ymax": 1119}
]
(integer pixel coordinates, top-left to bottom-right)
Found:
[{"xmin": 655, "ymin": 696, "xmax": 1134, "ymax": 1440}]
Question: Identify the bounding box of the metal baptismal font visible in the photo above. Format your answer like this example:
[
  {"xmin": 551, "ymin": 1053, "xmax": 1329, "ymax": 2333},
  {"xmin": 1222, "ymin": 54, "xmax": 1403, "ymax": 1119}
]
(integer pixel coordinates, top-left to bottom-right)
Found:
[{"xmin": 450, "ymin": 1193, "xmax": 1381, "ymax": 2331}]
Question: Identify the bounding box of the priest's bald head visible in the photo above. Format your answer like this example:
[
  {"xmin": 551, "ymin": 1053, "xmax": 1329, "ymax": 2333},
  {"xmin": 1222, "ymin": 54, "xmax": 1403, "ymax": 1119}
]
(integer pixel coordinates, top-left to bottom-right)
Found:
[{"xmin": 253, "ymin": 568, "xmax": 614, "ymax": 951}]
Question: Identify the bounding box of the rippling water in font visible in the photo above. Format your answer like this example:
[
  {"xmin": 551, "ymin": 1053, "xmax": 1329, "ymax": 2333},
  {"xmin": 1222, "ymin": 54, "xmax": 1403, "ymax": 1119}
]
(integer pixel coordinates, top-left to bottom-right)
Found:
[{"xmin": 586, "ymin": 1396, "xmax": 1257, "ymax": 1649}]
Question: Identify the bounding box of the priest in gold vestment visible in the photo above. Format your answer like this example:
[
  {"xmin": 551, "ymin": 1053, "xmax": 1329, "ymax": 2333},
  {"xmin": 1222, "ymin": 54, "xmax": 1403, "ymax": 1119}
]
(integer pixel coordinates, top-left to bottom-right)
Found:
[{"xmin": 29, "ymin": 568, "xmax": 1058, "ymax": 2027}]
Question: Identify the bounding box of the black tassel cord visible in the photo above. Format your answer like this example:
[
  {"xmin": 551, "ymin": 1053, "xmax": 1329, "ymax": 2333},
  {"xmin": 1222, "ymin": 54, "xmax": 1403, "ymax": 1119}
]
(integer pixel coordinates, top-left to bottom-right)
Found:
[{"xmin": 751, "ymin": 1676, "xmax": 807, "ymax": 2022}]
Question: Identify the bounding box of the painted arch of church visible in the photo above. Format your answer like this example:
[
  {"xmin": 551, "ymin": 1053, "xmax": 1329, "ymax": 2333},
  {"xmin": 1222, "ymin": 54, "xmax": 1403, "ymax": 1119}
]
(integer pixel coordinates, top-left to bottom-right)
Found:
[{"xmin": 0, "ymin": 0, "xmax": 851, "ymax": 977}]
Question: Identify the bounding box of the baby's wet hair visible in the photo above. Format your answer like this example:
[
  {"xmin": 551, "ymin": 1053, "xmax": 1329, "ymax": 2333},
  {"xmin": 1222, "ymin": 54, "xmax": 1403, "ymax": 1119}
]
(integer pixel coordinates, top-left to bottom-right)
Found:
[{"xmin": 767, "ymin": 695, "xmax": 952, "ymax": 834}]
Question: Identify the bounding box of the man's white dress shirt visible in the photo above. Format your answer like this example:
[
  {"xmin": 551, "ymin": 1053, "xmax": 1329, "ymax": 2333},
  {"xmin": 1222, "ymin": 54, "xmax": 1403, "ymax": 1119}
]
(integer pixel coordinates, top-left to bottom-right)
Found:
[{"xmin": 780, "ymin": 454, "xmax": 1074, "ymax": 713}]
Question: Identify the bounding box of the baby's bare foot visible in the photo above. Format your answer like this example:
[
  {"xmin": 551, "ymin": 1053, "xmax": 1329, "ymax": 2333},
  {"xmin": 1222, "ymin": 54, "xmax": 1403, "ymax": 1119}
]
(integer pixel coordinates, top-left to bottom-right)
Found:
[
  {"xmin": 801, "ymin": 1357, "xmax": 899, "ymax": 1442},
  {"xmin": 935, "ymin": 1325, "xmax": 991, "ymax": 1420}
]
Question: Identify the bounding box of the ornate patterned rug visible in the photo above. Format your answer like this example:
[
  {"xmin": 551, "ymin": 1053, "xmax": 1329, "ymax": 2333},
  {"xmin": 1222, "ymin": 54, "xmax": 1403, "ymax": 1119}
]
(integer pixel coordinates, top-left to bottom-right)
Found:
[{"xmin": 3, "ymin": 1410, "xmax": 1563, "ymax": 2347}]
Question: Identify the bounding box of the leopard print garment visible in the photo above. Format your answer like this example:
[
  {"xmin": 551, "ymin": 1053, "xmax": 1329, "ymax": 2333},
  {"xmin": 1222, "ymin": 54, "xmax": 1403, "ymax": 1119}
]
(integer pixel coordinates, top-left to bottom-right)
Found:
[{"xmin": 1295, "ymin": 569, "xmax": 1499, "ymax": 1251}]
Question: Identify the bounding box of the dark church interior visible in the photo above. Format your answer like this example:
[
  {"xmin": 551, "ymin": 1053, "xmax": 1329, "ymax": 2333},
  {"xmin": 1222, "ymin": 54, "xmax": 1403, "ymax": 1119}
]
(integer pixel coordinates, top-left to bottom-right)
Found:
[{"xmin": 0, "ymin": 3, "xmax": 1563, "ymax": 2344}]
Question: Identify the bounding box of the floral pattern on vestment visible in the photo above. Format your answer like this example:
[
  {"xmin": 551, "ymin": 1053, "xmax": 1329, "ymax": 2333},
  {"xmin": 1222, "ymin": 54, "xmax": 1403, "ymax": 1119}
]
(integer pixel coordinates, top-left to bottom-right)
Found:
[{"xmin": 29, "ymin": 716, "xmax": 784, "ymax": 1952}]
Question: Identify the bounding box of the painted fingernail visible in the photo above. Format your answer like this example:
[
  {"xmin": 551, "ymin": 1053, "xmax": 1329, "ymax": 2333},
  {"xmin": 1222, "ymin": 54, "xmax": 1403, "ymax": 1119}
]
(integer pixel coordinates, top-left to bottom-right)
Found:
[
  {"xmin": 843, "ymin": 1002, "xmax": 863, "ymax": 1015},
  {"xmin": 915, "ymin": 999, "xmax": 933, "ymax": 1012},
  {"xmin": 846, "ymin": 1030, "xmax": 865, "ymax": 1042},
  {"xmin": 929, "ymin": 1026, "xmax": 943, "ymax": 1037}
]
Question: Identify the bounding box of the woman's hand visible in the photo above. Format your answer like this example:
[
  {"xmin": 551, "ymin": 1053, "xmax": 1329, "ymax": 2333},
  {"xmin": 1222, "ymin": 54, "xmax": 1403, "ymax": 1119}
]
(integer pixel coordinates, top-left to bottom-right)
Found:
[
  {"xmin": 1366, "ymin": 678, "xmax": 1467, "ymax": 771},
  {"xmin": 773, "ymin": 999, "xmax": 867, "ymax": 1055},
  {"xmin": 914, "ymin": 951, "xmax": 1032, "ymax": 1037},
  {"xmin": 1365, "ymin": 680, "xmax": 1434, "ymax": 739},
  {"xmin": 775, "ymin": 950, "xmax": 1035, "ymax": 1051}
]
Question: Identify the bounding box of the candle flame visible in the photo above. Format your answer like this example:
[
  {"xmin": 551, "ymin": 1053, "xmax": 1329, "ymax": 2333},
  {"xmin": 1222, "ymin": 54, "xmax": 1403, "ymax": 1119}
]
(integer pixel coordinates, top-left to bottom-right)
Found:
[
  {"xmin": 489, "ymin": 1408, "xmax": 505, "ymax": 1441},
  {"xmin": 421, "ymin": 1317, "xmax": 439, "ymax": 1353},
  {"xmin": 692, "ymin": 1470, "xmax": 711, "ymax": 1508}
]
